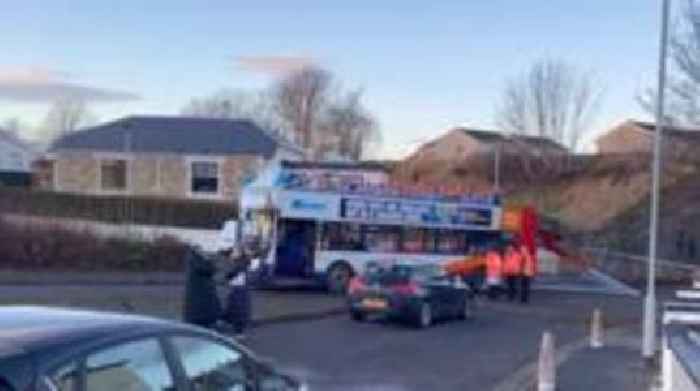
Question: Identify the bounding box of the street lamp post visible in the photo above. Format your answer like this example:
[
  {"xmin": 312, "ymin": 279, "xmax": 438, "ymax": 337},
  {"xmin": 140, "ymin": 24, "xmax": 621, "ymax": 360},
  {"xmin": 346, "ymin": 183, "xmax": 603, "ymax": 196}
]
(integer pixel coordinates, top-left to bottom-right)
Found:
[
  {"xmin": 642, "ymin": 0, "xmax": 671, "ymax": 360},
  {"xmin": 494, "ymin": 143, "xmax": 501, "ymax": 192}
]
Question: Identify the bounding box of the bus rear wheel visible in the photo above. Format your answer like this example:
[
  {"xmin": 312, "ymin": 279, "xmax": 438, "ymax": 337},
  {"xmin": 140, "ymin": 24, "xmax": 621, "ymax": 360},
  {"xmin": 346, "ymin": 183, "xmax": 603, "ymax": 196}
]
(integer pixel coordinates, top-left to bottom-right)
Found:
[{"xmin": 326, "ymin": 262, "xmax": 353, "ymax": 294}]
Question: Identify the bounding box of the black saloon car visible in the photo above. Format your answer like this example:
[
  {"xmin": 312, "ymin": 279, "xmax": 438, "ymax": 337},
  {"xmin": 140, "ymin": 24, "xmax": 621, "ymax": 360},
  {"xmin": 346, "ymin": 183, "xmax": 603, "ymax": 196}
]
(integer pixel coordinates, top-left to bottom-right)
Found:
[
  {"xmin": 0, "ymin": 306, "xmax": 302, "ymax": 391},
  {"xmin": 347, "ymin": 262, "xmax": 476, "ymax": 328}
]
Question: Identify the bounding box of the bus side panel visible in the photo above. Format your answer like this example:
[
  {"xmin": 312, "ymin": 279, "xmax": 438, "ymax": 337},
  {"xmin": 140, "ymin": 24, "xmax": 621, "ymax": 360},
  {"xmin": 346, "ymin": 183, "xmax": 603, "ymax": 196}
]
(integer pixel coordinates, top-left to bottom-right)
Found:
[{"xmin": 314, "ymin": 251, "xmax": 465, "ymax": 276}]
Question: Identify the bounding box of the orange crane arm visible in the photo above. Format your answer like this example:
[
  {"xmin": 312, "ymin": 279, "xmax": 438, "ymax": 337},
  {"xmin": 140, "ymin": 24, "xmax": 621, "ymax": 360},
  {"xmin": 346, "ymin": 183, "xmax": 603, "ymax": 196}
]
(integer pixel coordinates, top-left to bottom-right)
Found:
[{"xmin": 444, "ymin": 256, "xmax": 486, "ymax": 276}]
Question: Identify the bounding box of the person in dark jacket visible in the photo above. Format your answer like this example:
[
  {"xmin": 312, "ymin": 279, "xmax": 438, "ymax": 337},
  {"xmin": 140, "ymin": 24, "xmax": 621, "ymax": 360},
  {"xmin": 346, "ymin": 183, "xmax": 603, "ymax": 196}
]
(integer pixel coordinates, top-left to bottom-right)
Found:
[
  {"xmin": 182, "ymin": 246, "xmax": 221, "ymax": 328},
  {"xmin": 223, "ymin": 243, "xmax": 264, "ymax": 338}
]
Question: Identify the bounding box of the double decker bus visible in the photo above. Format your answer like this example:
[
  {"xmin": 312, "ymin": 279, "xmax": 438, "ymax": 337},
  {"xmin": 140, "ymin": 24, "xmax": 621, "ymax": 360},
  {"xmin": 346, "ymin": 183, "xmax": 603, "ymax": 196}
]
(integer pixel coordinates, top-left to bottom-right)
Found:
[{"xmin": 233, "ymin": 161, "xmax": 505, "ymax": 292}]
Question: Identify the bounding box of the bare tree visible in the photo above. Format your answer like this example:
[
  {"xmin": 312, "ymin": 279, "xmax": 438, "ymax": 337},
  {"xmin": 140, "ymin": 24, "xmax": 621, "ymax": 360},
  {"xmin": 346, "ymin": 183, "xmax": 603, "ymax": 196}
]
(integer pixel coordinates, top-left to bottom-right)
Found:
[
  {"xmin": 272, "ymin": 66, "xmax": 332, "ymax": 156},
  {"xmin": 181, "ymin": 89, "xmax": 282, "ymax": 135},
  {"xmin": 40, "ymin": 98, "xmax": 96, "ymax": 142},
  {"xmin": 183, "ymin": 66, "xmax": 381, "ymax": 160},
  {"xmin": 497, "ymin": 59, "xmax": 602, "ymax": 151},
  {"xmin": 318, "ymin": 90, "xmax": 380, "ymax": 160},
  {"xmin": 639, "ymin": 0, "xmax": 700, "ymax": 125},
  {"xmin": 2, "ymin": 118, "xmax": 24, "ymax": 136}
]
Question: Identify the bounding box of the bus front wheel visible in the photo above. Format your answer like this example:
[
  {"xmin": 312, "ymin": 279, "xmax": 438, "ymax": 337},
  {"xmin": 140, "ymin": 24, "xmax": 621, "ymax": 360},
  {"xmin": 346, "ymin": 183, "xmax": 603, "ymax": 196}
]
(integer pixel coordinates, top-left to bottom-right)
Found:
[{"xmin": 326, "ymin": 262, "xmax": 353, "ymax": 294}]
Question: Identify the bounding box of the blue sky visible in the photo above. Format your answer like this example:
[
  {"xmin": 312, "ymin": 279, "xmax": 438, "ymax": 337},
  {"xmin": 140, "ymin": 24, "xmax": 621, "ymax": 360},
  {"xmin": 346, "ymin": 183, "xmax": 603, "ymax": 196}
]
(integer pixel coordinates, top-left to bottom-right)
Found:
[{"xmin": 1, "ymin": 0, "xmax": 669, "ymax": 156}]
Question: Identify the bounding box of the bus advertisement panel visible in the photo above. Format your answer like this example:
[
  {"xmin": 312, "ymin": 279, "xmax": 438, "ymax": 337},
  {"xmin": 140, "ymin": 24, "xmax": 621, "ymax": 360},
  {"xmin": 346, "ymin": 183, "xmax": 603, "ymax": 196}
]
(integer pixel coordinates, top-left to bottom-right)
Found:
[{"xmin": 278, "ymin": 190, "xmax": 500, "ymax": 231}]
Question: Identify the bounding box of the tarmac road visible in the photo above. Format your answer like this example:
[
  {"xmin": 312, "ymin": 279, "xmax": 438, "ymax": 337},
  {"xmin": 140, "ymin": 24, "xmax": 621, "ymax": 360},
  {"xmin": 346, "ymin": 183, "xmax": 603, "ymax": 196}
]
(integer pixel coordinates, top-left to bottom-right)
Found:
[{"xmin": 246, "ymin": 292, "xmax": 644, "ymax": 391}]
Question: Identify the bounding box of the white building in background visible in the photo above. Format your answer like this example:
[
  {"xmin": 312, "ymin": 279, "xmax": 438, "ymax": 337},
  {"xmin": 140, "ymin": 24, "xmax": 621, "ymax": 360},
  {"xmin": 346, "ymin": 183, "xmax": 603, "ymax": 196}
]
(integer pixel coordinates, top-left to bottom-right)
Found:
[
  {"xmin": 0, "ymin": 129, "xmax": 35, "ymax": 173},
  {"xmin": 0, "ymin": 129, "xmax": 35, "ymax": 186}
]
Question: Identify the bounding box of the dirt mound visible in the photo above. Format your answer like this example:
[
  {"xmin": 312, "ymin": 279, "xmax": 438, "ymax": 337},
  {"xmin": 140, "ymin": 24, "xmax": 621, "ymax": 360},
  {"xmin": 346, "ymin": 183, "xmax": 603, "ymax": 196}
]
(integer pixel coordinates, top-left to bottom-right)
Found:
[
  {"xmin": 594, "ymin": 173, "xmax": 700, "ymax": 260},
  {"xmin": 537, "ymin": 154, "xmax": 695, "ymax": 231},
  {"xmin": 393, "ymin": 152, "xmax": 699, "ymax": 233}
]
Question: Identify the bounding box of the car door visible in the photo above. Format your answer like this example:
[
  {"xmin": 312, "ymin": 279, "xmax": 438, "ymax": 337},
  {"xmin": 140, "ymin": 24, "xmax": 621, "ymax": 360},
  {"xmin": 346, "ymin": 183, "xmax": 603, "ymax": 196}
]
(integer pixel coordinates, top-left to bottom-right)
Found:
[
  {"xmin": 83, "ymin": 338, "xmax": 178, "ymax": 391},
  {"xmin": 42, "ymin": 337, "xmax": 179, "ymax": 391},
  {"xmin": 447, "ymin": 276, "xmax": 471, "ymax": 316},
  {"xmin": 424, "ymin": 274, "xmax": 455, "ymax": 318},
  {"xmin": 168, "ymin": 335, "xmax": 255, "ymax": 391}
]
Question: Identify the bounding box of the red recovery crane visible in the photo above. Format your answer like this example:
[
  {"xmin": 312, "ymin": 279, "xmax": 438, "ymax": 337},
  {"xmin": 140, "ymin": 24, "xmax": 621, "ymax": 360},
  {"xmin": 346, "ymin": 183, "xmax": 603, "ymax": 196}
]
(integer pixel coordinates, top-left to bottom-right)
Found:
[{"xmin": 444, "ymin": 205, "xmax": 584, "ymax": 277}]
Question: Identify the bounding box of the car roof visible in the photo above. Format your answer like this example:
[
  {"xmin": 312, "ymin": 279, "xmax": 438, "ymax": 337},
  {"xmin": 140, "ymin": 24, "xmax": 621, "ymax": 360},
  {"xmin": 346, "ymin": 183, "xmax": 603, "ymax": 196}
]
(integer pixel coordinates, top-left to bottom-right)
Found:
[
  {"xmin": 366, "ymin": 261, "xmax": 437, "ymax": 270},
  {"xmin": 0, "ymin": 306, "xmax": 198, "ymax": 357}
]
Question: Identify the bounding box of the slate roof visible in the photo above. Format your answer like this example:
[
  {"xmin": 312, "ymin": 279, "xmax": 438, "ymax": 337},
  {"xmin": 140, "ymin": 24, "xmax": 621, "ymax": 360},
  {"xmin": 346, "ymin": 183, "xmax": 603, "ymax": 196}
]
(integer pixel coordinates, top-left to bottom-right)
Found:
[
  {"xmin": 50, "ymin": 116, "xmax": 280, "ymax": 157},
  {"xmin": 457, "ymin": 128, "xmax": 567, "ymax": 151}
]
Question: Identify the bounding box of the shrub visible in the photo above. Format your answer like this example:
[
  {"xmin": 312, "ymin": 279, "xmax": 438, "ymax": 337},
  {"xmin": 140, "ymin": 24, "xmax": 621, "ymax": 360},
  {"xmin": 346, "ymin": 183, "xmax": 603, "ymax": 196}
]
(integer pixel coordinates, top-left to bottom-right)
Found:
[{"xmin": 0, "ymin": 219, "xmax": 188, "ymax": 271}]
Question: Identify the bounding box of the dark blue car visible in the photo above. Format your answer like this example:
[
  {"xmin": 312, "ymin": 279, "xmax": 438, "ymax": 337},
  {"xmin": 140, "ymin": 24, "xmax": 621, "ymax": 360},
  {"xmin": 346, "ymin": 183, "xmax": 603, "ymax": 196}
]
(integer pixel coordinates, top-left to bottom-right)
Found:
[
  {"xmin": 347, "ymin": 263, "xmax": 476, "ymax": 328},
  {"xmin": 0, "ymin": 306, "xmax": 303, "ymax": 391}
]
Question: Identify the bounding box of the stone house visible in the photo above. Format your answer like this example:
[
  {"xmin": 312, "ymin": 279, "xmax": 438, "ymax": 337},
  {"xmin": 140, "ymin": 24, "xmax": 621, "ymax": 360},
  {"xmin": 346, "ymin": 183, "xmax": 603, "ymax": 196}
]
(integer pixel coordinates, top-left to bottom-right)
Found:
[
  {"xmin": 596, "ymin": 119, "xmax": 700, "ymax": 156},
  {"xmin": 37, "ymin": 116, "xmax": 303, "ymax": 201},
  {"xmin": 410, "ymin": 127, "xmax": 567, "ymax": 161}
]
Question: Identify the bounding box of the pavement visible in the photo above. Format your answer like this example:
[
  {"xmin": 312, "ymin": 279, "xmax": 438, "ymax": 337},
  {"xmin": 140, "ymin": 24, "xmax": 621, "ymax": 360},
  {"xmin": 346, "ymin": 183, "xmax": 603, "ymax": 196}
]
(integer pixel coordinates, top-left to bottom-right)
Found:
[
  {"xmin": 558, "ymin": 344, "xmax": 654, "ymax": 391},
  {"xmin": 0, "ymin": 284, "xmax": 344, "ymax": 324},
  {"xmin": 533, "ymin": 270, "xmax": 640, "ymax": 296}
]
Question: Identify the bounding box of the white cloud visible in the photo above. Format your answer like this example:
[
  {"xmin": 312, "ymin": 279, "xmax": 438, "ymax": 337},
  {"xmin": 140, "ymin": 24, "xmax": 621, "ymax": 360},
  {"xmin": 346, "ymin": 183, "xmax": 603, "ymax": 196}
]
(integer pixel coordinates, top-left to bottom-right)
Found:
[{"xmin": 0, "ymin": 65, "xmax": 140, "ymax": 103}]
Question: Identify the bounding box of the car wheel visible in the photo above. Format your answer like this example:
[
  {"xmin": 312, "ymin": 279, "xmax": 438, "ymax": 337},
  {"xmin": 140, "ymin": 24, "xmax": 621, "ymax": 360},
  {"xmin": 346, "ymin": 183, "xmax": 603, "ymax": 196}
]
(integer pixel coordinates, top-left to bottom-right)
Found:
[
  {"xmin": 351, "ymin": 310, "xmax": 366, "ymax": 322},
  {"xmin": 459, "ymin": 295, "xmax": 476, "ymax": 320},
  {"xmin": 326, "ymin": 262, "xmax": 353, "ymax": 294},
  {"xmin": 415, "ymin": 302, "xmax": 432, "ymax": 328}
]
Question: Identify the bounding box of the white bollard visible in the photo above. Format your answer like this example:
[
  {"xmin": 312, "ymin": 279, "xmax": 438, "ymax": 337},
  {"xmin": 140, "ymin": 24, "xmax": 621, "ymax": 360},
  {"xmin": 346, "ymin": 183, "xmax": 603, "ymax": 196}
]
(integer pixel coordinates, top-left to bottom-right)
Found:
[
  {"xmin": 538, "ymin": 331, "xmax": 556, "ymax": 391},
  {"xmin": 590, "ymin": 308, "xmax": 604, "ymax": 349}
]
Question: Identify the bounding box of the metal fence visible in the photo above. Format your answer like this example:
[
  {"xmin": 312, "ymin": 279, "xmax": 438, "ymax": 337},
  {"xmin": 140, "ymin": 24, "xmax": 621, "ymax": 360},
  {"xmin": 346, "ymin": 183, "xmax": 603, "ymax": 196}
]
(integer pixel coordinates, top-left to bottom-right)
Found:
[
  {"xmin": 662, "ymin": 301, "xmax": 700, "ymax": 391},
  {"xmin": 583, "ymin": 247, "xmax": 695, "ymax": 286}
]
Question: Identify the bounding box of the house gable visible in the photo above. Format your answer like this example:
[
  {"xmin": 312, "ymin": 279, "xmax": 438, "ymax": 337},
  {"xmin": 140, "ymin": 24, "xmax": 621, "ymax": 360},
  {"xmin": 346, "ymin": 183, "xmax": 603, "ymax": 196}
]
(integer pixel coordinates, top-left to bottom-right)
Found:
[
  {"xmin": 410, "ymin": 127, "xmax": 566, "ymax": 162},
  {"xmin": 595, "ymin": 119, "xmax": 700, "ymax": 154}
]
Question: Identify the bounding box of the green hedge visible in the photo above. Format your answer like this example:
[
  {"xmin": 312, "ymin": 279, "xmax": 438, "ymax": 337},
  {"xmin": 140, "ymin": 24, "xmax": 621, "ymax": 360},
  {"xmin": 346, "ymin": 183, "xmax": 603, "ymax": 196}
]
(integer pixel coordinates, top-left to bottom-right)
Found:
[{"xmin": 0, "ymin": 188, "xmax": 237, "ymax": 229}]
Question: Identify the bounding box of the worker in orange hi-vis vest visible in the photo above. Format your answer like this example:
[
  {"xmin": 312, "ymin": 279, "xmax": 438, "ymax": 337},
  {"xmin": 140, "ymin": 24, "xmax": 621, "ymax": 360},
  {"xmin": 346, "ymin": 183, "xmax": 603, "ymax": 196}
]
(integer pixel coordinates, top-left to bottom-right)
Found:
[
  {"xmin": 485, "ymin": 246, "xmax": 505, "ymax": 300},
  {"xmin": 503, "ymin": 244, "xmax": 523, "ymax": 302},
  {"xmin": 520, "ymin": 244, "xmax": 536, "ymax": 304}
]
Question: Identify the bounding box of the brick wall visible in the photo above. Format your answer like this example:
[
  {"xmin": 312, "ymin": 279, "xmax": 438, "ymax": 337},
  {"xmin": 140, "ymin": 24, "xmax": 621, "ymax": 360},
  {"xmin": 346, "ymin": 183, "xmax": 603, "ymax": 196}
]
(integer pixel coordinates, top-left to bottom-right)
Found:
[
  {"xmin": 44, "ymin": 152, "xmax": 265, "ymax": 201},
  {"xmin": 55, "ymin": 156, "xmax": 99, "ymax": 193},
  {"xmin": 596, "ymin": 123, "xmax": 653, "ymax": 154},
  {"xmin": 159, "ymin": 157, "xmax": 187, "ymax": 198},
  {"xmin": 221, "ymin": 155, "xmax": 263, "ymax": 201},
  {"xmin": 596, "ymin": 122, "xmax": 700, "ymax": 159},
  {"xmin": 131, "ymin": 158, "xmax": 159, "ymax": 195}
]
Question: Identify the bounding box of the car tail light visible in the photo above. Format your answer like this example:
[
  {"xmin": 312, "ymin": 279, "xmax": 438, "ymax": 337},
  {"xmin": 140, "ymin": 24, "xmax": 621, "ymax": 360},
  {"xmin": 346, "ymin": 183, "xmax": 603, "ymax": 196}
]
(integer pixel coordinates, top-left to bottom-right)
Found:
[
  {"xmin": 348, "ymin": 276, "xmax": 367, "ymax": 295},
  {"xmin": 392, "ymin": 281, "xmax": 426, "ymax": 296}
]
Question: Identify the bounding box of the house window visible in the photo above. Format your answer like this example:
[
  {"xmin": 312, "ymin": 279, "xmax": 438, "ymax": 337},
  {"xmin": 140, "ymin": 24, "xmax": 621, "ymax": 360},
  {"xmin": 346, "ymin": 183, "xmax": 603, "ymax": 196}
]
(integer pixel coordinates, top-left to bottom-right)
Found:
[
  {"xmin": 191, "ymin": 161, "xmax": 219, "ymax": 194},
  {"xmin": 100, "ymin": 159, "xmax": 127, "ymax": 191}
]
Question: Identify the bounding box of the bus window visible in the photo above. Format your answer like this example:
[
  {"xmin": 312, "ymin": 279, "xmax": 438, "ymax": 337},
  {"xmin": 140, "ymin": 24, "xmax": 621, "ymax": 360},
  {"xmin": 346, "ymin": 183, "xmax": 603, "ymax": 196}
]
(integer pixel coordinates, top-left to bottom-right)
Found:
[
  {"xmin": 364, "ymin": 225, "xmax": 400, "ymax": 253},
  {"xmin": 423, "ymin": 229, "xmax": 438, "ymax": 253},
  {"xmin": 466, "ymin": 230, "xmax": 502, "ymax": 251},
  {"xmin": 436, "ymin": 230, "xmax": 467, "ymax": 254},
  {"xmin": 402, "ymin": 228, "xmax": 428, "ymax": 253},
  {"xmin": 322, "ymin": 222, "xmax": 363, "ymax": 251}
]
